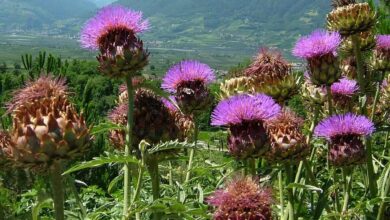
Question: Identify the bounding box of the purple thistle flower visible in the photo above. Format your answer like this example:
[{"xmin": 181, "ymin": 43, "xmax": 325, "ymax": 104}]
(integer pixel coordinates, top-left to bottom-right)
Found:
[
  {"xmin": 331, "ymin": 78, "xmax": 359, "ymax": 97},
  {"xmin": 211, "ymin": 94, "xmax": 281, "ymax": 158},
  {"xmin": 211, "ymin": 94, "xmax": 281, "ymax": 126},
  {"xmin": 376, "ymin": 35, "xmax": 390, "ymax": 50},
  {"xmin": 80, "ymin": 5, "xmax": 149, "ymax": 50},
  {"xmin": 293, "ymin": 29, "xmax": 341, "ymax": 59},
  {"xmin": 162, "ymin": 60, "xmax": 216, "ymax": 93},
  {"xmin": 314, "ymin": 113, "xmax": 374, "ymax": 140}
]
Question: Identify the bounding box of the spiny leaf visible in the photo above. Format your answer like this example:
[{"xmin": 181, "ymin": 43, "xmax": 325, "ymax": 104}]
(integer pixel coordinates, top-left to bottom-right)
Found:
[
  {"xmin": 63, "ymin": 153, "xmax": 139, "ymax": 175},
  {"xmin": 91, "ymin": 122, "xmax": 126, "ymax": 135}
]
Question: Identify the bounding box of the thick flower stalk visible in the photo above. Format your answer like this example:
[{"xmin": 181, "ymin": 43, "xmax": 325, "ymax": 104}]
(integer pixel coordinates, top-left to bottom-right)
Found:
[
  {"xmin": 264, "ymin": 109, "xmax": 308, "ymax": 163},
  {"xmin": 211, "ymin": 94, "xmax": 281, "ymax": 159},
  {"xmin": 245, "ymin": 48, "xmax": 299, "ymax": 103},
  {"xmin": 371, "ymin": 35, "xmax": 390, "ymax": 72},
  {"xmin": 314, "ymin": 113, "xmax": 374, "ymax": 166},
  {"xmin": 207, "ymin": 176, "xmax": 273, "ymax": 220},
  {"xmin": 81, "ymin": 6, "xmax": 149, "ymax": 78},
  {"xmin": 327, "ymin": 2, "xmax": 376, "ymax": 36},
  {"xmin": 81, "ymin": 6, "xmax": 149, "ymax": 218},
  {"xmin": 330, "ymin": 78, "xmax": 359, "ymax": 110},
  {"xmin": 162, "ymin": 60, "xmax": 216, "ymax": 114},
  {"xmin": 293, "ymin": 29, "xmax": 342, "ymax": 86},
  {"xmin": 4, "ymin": 77, "xmax": 90, "ymax": 220}
]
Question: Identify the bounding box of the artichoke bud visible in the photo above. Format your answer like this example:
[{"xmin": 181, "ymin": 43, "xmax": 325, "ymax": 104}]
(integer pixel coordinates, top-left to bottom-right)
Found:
[
  {"xmin": 176, "ymin": 80, "xmax": 213, "ymax": 115},
  {"xmin": 219, "ymin": 76, "xmax": 252, "ymax": 100},
  {"xmin": 227, "ymin": 121, "xmax": 269, "ymax": 159},
  {"xmin": 264, "ymin": 109, "xmax": 308, "ymax": 163},
  {"xmin": 308, "ymin": 53, "xmax": 341, "ymax": 86},
  {"xmin": 301, "ymin": 80, "xmax": 327, "ymax": 107},
  {"xmin": 340, "ymin": 31, "xmax": 375, "ymax": 55},
  {"xmin": 9, "ymin": 95, "xmax": 91, "ymax": 170},
  {"xmin": 371, "ymin": 47, "xmax": 390, "ymax": 72},
  {"xmin": 329, "ymin": 135, "xmax": 365, "ymax": 166},
  {"xmin": 251, "ymin": 74, "xmax": 300, "ymax": 104},
  {"xmin": 98, "ymin": 31, "xmax": 149, "ymax": 78},
  {"xmin": 331, "ymin": 0, "xmax": 356, "ymax": 8},
  {"xmin": 327, "ymin": 3, "xmax": 376, "ymax": 36}
]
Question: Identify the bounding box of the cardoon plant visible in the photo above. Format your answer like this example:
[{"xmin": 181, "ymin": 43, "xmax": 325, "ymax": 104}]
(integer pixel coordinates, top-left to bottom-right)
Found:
[
  {"xmin": 81, "ymin": 6, "xmax": 149, "ymax": 218},
  {"xmin": 314, "ymin": 113, "xmax": 374, "ymax": 214},
  {"xmin": 81, "ymin": 6, "xmax": 149, "ymax": 78},
  {"xmin": 162, "ymin": 60, "xmax": 215, "ymax": 182},
  {"xmin": 4, "ymin": 76, "xmax": 91, "ymax": 220},
  {"xmin": 162, "ymin": 60, "xmax": 216, "ymax": 114},
  {"xmin": 211, "ymin": 94, "xmax": 281, "ymax": 159},
  {"xmin": 293, "ymin": 29, "xmax": 342, "ymax": 86},
  {"xmin": 314, "ymin": 113, "xmax": 374, "ymax": 166},
  {"xmin": 207, "ymin": 176, "xmax": 273, "ymax": 220}
]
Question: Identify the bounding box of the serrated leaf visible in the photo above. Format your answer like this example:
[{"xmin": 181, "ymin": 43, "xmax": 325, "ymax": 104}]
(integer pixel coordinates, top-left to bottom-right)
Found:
[
  {"xmin": 91, "ymin": 122, "xmax": 125, "ymax": 135},
  {"xmin": 108, "ymin": 173, "xmax": 123, "ymax": 194},
  {"xmin": 63, "ymin": 153, "xmax": 139, "ymax": 175}
]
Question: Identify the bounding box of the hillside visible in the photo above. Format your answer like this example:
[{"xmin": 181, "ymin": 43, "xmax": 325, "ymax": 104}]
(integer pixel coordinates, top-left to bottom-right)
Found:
[
  {"xmin": 115, "ymin": 0, "xmax": 330, "ymax": 54},
  {"xmin": 88, "ymin": 0, "xmax": 117, "ymax": 7},
  {"xmin": 0, "ymin": 0, "xmax": 96, "ymax": 33}
]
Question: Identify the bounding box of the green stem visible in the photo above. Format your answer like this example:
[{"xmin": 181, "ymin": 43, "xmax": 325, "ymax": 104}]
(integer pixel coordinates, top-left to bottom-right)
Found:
[
  {"xmin": 169, "ymin": 161, "xmax": 173, "ymax": 186},
  {"xmin": 68, "ymin": 176, "xmax": 87, "ymax": 218},
  {"xmin": 285, "ymin": 163, "xmax": 295, "ymax": 220},
  {"xmin": 351, "ymin": 35, "xmax": 366, "ymax": 96},
  {"xmin": 50, "ymin": 162, "xmax": 65, "ymax": 220},
  {"xmin": 341, "ymin": 168, "xmax": 352, "ymax": 219},
  {"xmin": 148, "ymin": 159, "xmax": 161, "ymax": 220},
  {"xmin": 123, "ymin": 75, "xmax": 135, "ymax": 219},
  {"xmin": 365, "ymin": 137, "xmax": 378, "ymax": 197},
  {"xmin": 294, "ymin": 106, "xmax": 319, "ymax": 195},
  {"xmin": 131, "ymin": 163, "xmax": 144, "ymax": 205},
  {"xmin": 185, "ymin": 123, "xmax": 199, "ymax": 183},
  {"xmin": 333, "ymin": 168, "xmax": 341, "ymax": 214},
  {"xmin": 377, "ymin": 166, "xmax": 390, "ymax": 220},
  {"xmin": 326, "ymin": 86, "xmax": 333, "ymax": 115},
  {"xmin": 371, "ymin": 80, "xmax": 382, "ymax": 121},
  {"xmin": 279, "ymin": 169, "xmax": 285, "ymax": 220},
  {"xmin": 248, "ymin": 158, "xmax": 256, "ymax": 177},
  {"xmin": 382, "ymin": 132, "xmax": 389, "ymax": 157}
]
